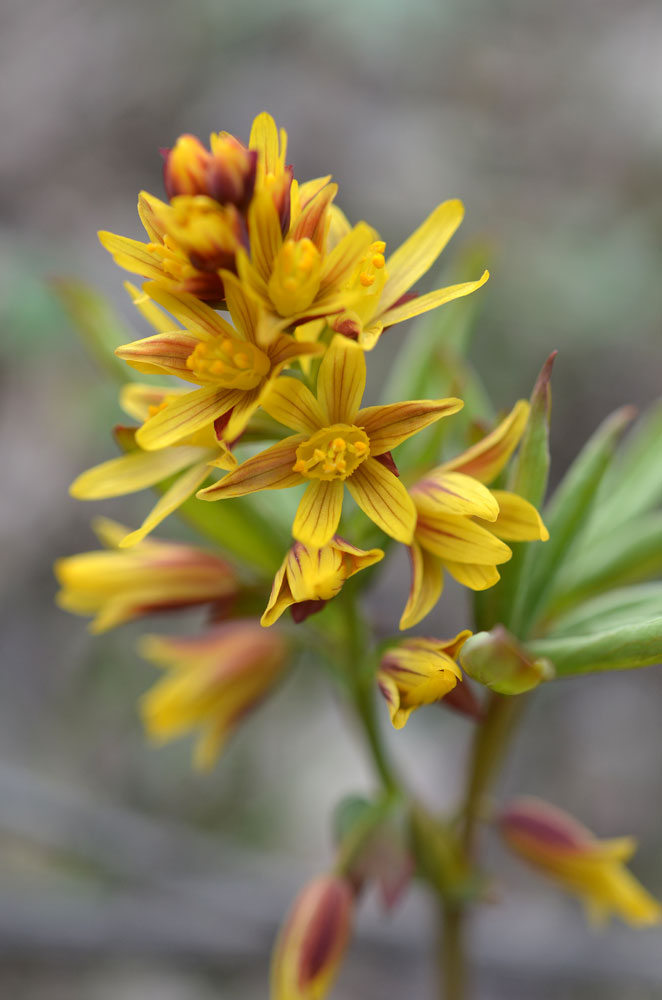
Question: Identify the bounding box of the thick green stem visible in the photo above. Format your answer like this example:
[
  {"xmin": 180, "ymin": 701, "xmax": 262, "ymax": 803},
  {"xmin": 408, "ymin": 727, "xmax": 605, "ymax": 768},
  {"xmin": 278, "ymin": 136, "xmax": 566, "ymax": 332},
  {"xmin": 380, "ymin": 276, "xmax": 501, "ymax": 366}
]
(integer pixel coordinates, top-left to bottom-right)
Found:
[{"xmin": 440, "ymin": 903, "xmax": 467, "ymax": 1000}]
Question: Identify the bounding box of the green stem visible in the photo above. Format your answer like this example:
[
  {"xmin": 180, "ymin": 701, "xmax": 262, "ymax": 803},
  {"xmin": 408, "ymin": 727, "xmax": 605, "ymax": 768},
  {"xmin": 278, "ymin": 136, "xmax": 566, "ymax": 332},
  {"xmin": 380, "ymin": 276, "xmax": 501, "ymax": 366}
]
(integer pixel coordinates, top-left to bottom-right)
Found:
[{"xmin": 440, "ymin": 902, "xmax": 467, "ymax": 1000}]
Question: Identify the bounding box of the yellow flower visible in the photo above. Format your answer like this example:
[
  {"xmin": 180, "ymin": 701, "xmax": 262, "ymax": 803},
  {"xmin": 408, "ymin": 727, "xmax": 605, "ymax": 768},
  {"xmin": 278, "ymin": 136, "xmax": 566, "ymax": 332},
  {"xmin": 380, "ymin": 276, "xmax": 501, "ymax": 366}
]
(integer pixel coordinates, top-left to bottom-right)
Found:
[
  {"xmin": 401, "ymin": 400, "xmax": 549, "ymax": 629},
  {"xmin": 69, "ymin": 379, "xmax": 235, "ymax": 547},
  {"xmin": 330, "ymin": 200, "xmax": 489, "ymax": 350},
  {"xmin": 500, "ymin": 797, "xmax": 662, "ymax": 927},
  {"xmin": 261, "ymin": 536, "xmax": 384, "ymax": 626},
  {"xmin": 270, "ymin": 874, "xmax": 354, "ymax": 1000},
  {"xmin": 378, "ymin": 632, "xmax": 470, "ymax": 729},
  {"xmin": 115, "ymin": 274, "xmax": 321, "ymax": 452},
  {"xmin": 198, "ymin": 335, "xmax": 463, "ymax": 547},
  {"xmin": 54, "ymin": 517, "xmax": 238, "ymax": 633},
  {"xmin": 139, "ymin": 619, "xmax": 289, "ymax": 769},
  {"xmin": 163, "ymin": 131, "xmax": 257, "ymax": 209}
]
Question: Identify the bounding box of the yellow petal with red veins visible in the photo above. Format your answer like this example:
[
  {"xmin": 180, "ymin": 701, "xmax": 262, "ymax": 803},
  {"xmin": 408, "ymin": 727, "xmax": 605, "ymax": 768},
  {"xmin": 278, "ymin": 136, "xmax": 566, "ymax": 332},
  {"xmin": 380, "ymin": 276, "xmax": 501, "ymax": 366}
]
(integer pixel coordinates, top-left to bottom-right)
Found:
[
  {"xmin": 98, "ymin": 231, "xmax": 165, "ymax": 280},
  {"xmin": 346, "ymin": 458, "xmax": 417, "ymax": 543},
  {"xmin": 293, "ymin": 480, "xmax": 344, "ymax": 547},
  {"xmin": 70, "ymin": 445, "xmax": 209, "ymax": 500},
  {"xmin": 221, "ymin": 270, "xmax": 260, "ymax": 343},
  {"xmin": 260, "ymin": 562, "xmax": 292, "ymax": 627},
  {"xmin": 356, "ymin": 398, "xmax": 463, "ymax": 455},
  {"xmin": 119, "ymin": 383, "xmax": 186, "ymax": 423},
  {"xmin": 379, "ymin": 271, "xmax": 489, "ymax": 327},
  {"xmin": 484, "ymin": 490, "xmax": 550, "ymax": 541},
  {"xmin": 115, "ymin": 332, "xmax": 202, "ymax": 382},
  {"xmin": 416, "ymin": 514, "xmax": 513, "ymax": 565},
  {"xmin": 125, "ymin": 282, "xmax": 176, "ymax": 334},
  {"xmin": 320, "ymin": 221, "xmax": 379, "ymax": 290},
  {"xmin": 262, "ymin": 376, "xmax": 326, "ymax": 434},
  {"xmin": 412, "ymin": 471, "xmax": 499, "ymax": 520},
  {"xmin": 379, "ymin": 199, "xmax": 465, "ymax": 313},
  {"xmin": 399, "ymin": 541, "xmax": 444, "ymax": 630},
  {"xmin": 119, "ymin": 463, "xmax": 211, "ymax": 547},
  {"xmin": 249, "ymin": 112, "xmax": 286, "ymax": 175},
  {"xmin": 137, "ymin": 386, "xmax": 243, "ymax": 451},
  {"xmin": 318, "ymin": 335, "xmax": 366, "ymax": 424},
  {"xmin": 443, "ymin": 560, "xmax": 502, "ymax": 590},
  {"xmin": 437, "ymin": 400, "xmax": 530, "ymax": 484},
  {"xmin": 248, "ymin": 189, "xmax": 283, "ymax": 282},
  {"xmin": 198, "ymin": 434, "xmax": 305, "ymax": 500},
  {"xmin": 143, "ymin": 282, "xmax": 236, "ymax": 340}
]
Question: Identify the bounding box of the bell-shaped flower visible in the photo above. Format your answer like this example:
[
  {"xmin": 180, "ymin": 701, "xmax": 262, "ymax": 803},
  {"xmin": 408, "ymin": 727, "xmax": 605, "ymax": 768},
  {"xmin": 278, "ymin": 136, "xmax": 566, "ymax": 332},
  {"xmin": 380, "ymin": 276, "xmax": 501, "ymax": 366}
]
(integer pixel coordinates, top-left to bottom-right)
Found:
[
  {"xmin": 54, "ymin": 518, "xmax": 238, "ymax": 633},
  {"xmin": 401, "ymin": 400, "xmax": 549, "ymax": 629},
  {"xmin": 198, "ymin": 335, "xmax": 463, "ymax": 547},
  {"xmin": 261, "ymin": 536, "xmax": 384, "ymax": 626},
  {"xmin": 378, "ymin": 632, "xmax": 471, "ymax": 729},
  {"xmin": 139, "ymin": 619, "xmax": 289, "ymax": 769},
  {"xmin": 270, "ymin": 874, "xmax": 354, "ymax": 1000},
  {"xmin": 500, "ymin": 797, "xmax": 661, "ymax": 927},
  {"xmin": 330, "ymin": 200, "xmax": 489, "ymax": 350}
]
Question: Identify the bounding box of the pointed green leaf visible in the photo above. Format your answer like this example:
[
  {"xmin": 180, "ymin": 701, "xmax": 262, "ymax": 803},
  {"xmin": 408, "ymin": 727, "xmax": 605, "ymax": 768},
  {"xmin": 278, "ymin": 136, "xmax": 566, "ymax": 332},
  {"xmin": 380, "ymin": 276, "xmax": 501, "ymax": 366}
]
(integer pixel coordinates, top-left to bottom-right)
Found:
[
  {"xmin": 546, "ymin": 584, "xmax": 662, "ymax": 637},
  {"xmin": 528, "ymin": 617, "xmax": 662, "ymax": 676}
]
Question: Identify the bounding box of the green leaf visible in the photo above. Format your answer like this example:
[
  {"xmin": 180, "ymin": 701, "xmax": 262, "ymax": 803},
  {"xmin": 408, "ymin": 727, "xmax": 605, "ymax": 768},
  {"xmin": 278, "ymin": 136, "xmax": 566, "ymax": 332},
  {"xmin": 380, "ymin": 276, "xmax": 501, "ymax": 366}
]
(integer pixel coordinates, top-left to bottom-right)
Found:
[
  {"xmin": 52, "ymin": 280, "xmax": 141, "ymax": 384},
  {"xmin": 586, "ymin": 402, "xmax": 662, "ymax": 540},
  {"xmin": 546, "ymin": 584, "xmax": 662, "ymax": 637},
  {"xmin": 543, "ymin": 512, "xmax": 662, "ymax": 617},
  {"xmin": 527, "ymin": 617, "xmax": 662, "ymax": 676},
  {"xmin": 474, "ymin": 353, "xmax": 555, "ymax": 632},
  {"xmin": 518, "ymin": 405, "xmax": 636, "ymax": 634}
]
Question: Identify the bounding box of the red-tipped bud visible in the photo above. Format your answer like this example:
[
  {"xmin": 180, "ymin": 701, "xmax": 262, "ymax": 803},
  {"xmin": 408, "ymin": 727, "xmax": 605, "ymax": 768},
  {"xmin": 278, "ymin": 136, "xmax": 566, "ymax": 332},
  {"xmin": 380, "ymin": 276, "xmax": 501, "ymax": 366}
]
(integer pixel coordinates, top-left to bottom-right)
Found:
[
  {"xmin": 163, "ymin": 132, "xmax": 257, "ymax": 210},
  {"xmin": 271, "ymin": 874, "xmax": 354, "ymax": 999}
]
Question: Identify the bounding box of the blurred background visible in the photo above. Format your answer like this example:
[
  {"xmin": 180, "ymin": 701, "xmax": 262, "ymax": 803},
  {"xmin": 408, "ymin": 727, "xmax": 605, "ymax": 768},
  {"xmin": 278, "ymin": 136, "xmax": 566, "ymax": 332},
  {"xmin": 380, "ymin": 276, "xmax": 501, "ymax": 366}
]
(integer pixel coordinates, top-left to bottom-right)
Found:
[{"xmin": 1, "ymin": 0, "xmax": 661, "ymax": 996}]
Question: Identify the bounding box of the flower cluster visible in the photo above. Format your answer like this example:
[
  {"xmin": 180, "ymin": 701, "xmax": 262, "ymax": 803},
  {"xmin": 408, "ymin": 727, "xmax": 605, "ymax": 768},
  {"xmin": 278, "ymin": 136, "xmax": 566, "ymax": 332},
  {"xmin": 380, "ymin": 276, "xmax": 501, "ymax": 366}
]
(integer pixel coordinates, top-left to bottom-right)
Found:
[{"xmin": 57, "ymin": 111, "xmax": 661, "ymax": 998}]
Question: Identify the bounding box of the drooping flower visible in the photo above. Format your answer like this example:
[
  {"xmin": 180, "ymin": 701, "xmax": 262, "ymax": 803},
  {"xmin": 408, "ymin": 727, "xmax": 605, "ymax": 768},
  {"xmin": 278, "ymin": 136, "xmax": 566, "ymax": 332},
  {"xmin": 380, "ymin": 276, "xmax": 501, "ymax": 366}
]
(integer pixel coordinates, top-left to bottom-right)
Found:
[
  {"xmin": 115, "ymin": 273, "xmax": 321, "ymax": 452},
  {"xmin": 270, "ymin": 874, "xmax": 354, "ymax": 1000},
  {"xmin": 198, "ymin": 335, "xmax": 463, "ymax": 547},
  {"xmin": 330, "ymin": 200, "xmax": 489, "ymax": 350},
  {"xmin": 500, "ymin": 797, "xmax": 661, "ymax": 927},
  {"xmin": 69, "ymin": 381, "xmax": 234, "ymax": 547},
  {"xmin": 139, "ymin": 619, "xmax": 289, "ymax": 769},
  {"xmin": 378, "ymin": 632, "xmax": 470, "ymax": 729},
  {"xmin": 401, "ymin": 400, "xmax": 549, "ymax": 629},
  {"xmin": 54, "ymin": 518, "xmax": 238, "ymax": 633},
  {"xmin": 261, "ymin": 536, "xmax": 384, "ymax": 626}
]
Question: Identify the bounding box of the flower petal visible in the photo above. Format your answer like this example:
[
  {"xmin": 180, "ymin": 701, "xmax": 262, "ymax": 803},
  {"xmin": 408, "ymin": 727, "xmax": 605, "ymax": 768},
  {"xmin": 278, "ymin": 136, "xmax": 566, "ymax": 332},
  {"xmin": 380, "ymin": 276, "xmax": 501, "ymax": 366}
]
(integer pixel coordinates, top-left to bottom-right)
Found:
[
  {"xmin": 416, "ymin": 514, "xmax": 513, "ymax": 565},
  {"xmin": 443, "ymin": 560, "xmax": 502, "ymax": 590},
  {"xmin": 318, "ymin": 335, "xmax": 366, "ymax": 424},
  {"xmin": 98, "ymin": 231, "xmax": 165, "ymax": 280},
  {"xmin": 221, "ymin": 270, "xmax": 260, "ymax": 342},
  {"xmin": 247, "ymin": 189, "xmax": 283, "ymax": 283},
  {"xmin": 379, "ymin": 271, "xmax": 489, "ymax": 327},
  {"xmin": 125, "ymin": 282, "xmax": 177, "ymax": 334},
  {"xmin": 355, "ymin": 398, "xmax": 463, "ymax": 455},
  {"xmin": 197, "ymin": 435, "xmax": 305, "ymax": 500},
  {"xmin": 260, "ymin": 561, "xmax": 292, "ymax": 627},
  {"xmin": 262, "ymin": 376, "xmax": 326, "ymax": 433},
  {"xmin": 136, "ymin": 386, "xmax": 243, "ymax": 450},
  {"xmin": 412, "ymin": 471, "xmax": 499, "ymax": 520},
  {"xmin": 438, "ymin": 400, "xmax": 530, "ymax": 484},
  {"xmin": 115, "ymin": 332, "xmax": 202, "ymax": 382},
  {"xmin": 346, "ymin": 458, "xmax": 417, "ymax": 543},
  {"xmin": 119, "ymin": 463, "xmax": 211, "ymax": 547},
  {"xmin": 70, "ymin": 445, "xmax": 208, "ymax": 499},
  {"xmin": 320, "ymin": 221, "xmax": 378, "ymax": 290},
  {"xmin": 399, "ymin": 541, "xmax": 444, "ymax": 630},
  {"xmin": 293, "ymin": 479, "xmax": 344, "ymax": 547},
  {"xmin": 290, "ymin": 181, "xmax": 337, "ymax": 249},
  {"xmin": 119, "ymin": 383, "xmax": 185, "ymax": 423},
  {"xmin": 143, "ymin": 282, "xmax": 236, "ymax": 340},
  {"xmin": 483, "ymin": 490, "xmax": 549, "ymax": 541},
  {"xmin": 379, "ymin": 200, "xmax": 465, "ymax": 312},
  {"xmin": 249, "ymin": 112, "xmax": 285, "ymax": 174}
]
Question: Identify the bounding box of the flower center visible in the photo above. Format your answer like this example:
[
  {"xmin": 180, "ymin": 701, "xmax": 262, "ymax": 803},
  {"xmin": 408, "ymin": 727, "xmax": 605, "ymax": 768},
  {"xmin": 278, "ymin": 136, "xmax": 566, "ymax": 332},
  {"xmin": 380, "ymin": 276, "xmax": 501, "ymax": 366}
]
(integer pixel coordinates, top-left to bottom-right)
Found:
[
  {"xmin": 268, "ymin": 237, "xmax": 322, "ymax": 316},
  {"xmin": 186, "ymin": 336, "xmax": 270, "ymax": 390},
  {"xmin": 293, "ymin": 424, "xmax": 370, "ymax": 481}
]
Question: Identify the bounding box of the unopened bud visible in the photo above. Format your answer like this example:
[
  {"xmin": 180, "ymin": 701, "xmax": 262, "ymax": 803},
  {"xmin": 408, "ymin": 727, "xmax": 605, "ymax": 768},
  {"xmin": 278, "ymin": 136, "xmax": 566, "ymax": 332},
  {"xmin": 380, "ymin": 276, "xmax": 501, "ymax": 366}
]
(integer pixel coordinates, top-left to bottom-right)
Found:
[
  {"xmin": 271, "ymin": 874, "xmax": 354, "ymax": 999},
  {"xmin": 460, "ymin": 626, "xmax": 553, "ymax": 694}
]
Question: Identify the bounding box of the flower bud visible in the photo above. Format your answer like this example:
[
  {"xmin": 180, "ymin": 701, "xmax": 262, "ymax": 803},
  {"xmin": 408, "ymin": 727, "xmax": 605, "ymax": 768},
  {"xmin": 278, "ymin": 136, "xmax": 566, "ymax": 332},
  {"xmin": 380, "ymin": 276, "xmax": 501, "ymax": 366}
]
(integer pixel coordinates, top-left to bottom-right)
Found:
[
  {"xmin": 271, "ymin": 874, "xmax": 354, "ymax": 1000},
  {"xmin": 459, "ymin": 626, "xmax": 554, "ymax": 695},
  {"xmin": 163, "ymin": 131, "xmax": 257, "ymax": 210},
  {"xmin": 54, "ymin": 518, "xmax": 238, "ymax": 633},
  {"xmin": 500, "ymin": 797, "xmax": 661, "ymax": 927},
  {"xmin": 378, "ymin": 632, "xmax": 471, "ymax": 729},
  {"xmin": 261, "ymin": 537, "xmax": 383, "ymax": 626},
  {"xmin": 139, "ymin": 619, "xmax": 289, "ymax": 769}
]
